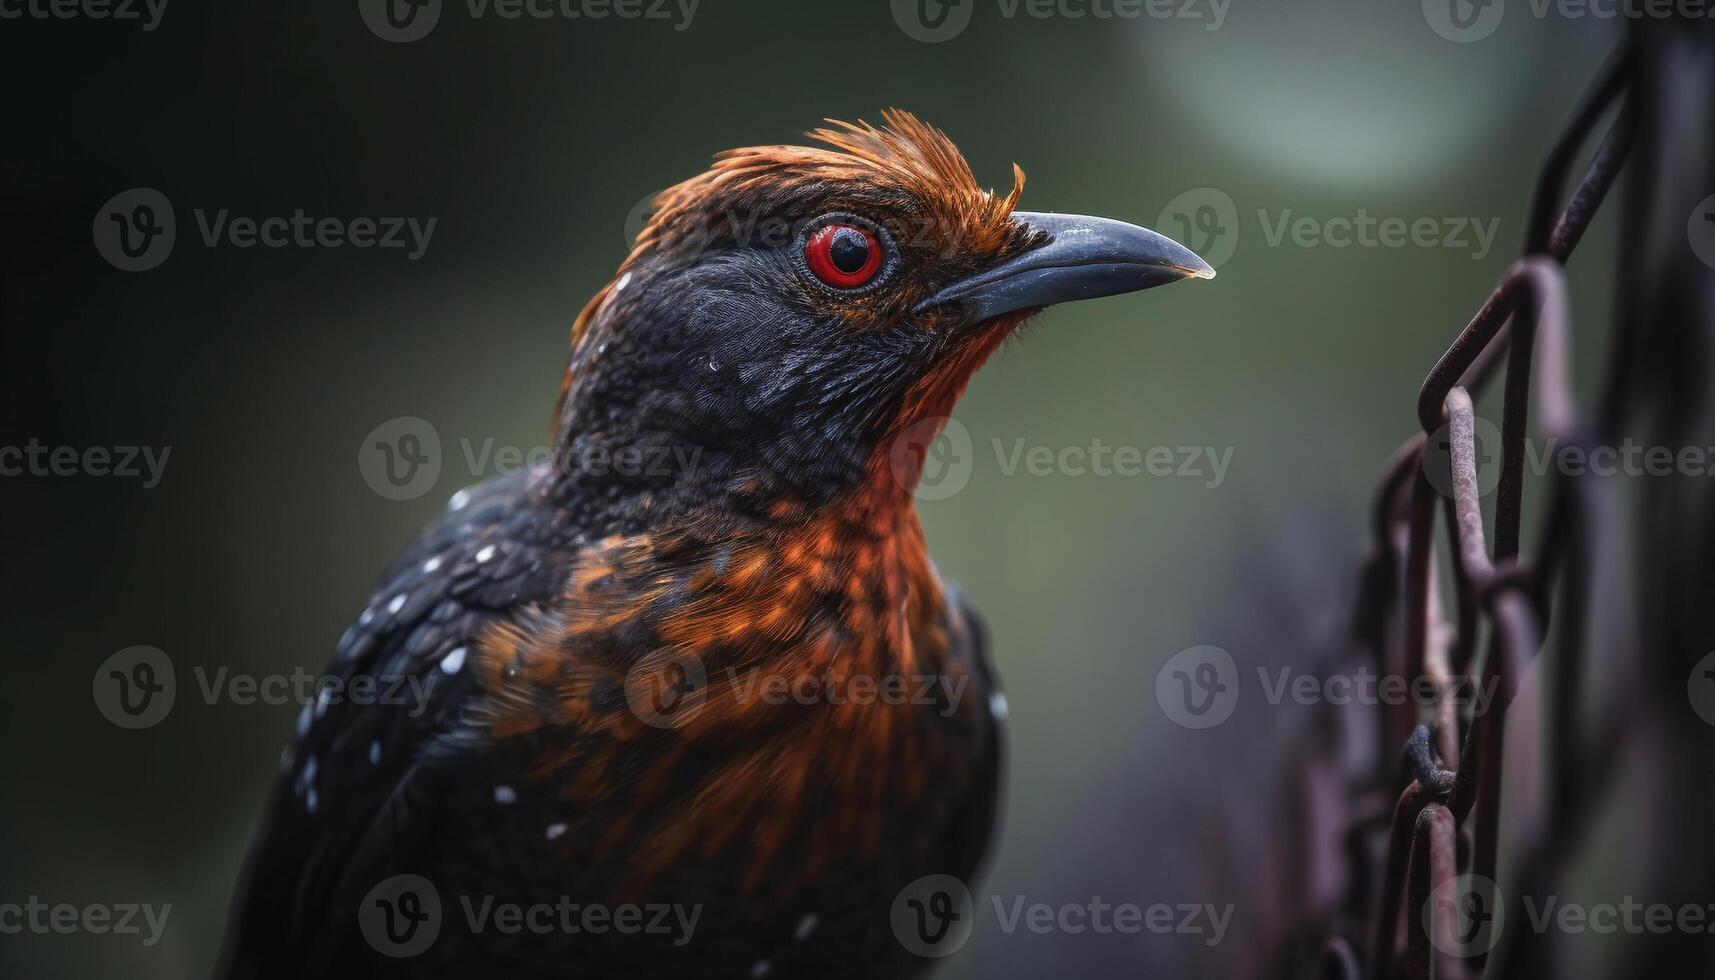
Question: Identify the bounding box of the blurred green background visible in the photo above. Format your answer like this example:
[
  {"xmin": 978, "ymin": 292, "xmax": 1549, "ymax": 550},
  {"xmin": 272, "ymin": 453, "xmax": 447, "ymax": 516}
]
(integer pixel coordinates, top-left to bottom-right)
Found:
[{"xmin": 1, "ymin": 1, "xmax": 1621, "ymax": 976}]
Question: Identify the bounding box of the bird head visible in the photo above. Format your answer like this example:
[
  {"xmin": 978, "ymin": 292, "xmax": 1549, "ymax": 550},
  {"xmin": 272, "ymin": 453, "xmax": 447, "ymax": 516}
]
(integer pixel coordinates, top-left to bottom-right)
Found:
[{"xmin": 554, "ymin": 110, "xmax": 1212, "ymax": 531}]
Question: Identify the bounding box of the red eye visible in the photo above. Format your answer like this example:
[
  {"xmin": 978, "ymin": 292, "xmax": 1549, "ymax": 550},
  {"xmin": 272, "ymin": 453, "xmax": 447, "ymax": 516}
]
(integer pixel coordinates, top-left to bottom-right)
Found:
[{"xmin": 804, "ymin": 223, "xmax": 883, "ymax": 289}]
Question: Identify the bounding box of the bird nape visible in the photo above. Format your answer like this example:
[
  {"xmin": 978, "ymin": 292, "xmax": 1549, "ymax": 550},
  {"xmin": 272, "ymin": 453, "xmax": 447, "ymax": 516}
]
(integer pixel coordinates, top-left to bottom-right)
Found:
[{"xmin": 219, "ymin": 110, "xmax": 1212, "ymax": 980}]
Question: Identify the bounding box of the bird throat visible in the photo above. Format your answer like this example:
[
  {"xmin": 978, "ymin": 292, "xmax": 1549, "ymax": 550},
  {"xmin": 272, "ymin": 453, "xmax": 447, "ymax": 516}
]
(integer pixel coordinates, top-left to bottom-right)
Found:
[
  {"xmin": 476, "ymin": 446, "xmax": 963, "ymax": 742},
  {"xmin": 497, "ymin": 308, "xmax": 1017, "ymax": 742}
]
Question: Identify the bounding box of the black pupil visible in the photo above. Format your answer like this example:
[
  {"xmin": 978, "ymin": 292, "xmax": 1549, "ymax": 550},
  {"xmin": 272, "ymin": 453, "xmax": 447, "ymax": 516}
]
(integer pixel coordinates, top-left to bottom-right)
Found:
[{"xmin": 828, "ymin": 227, "xmax": 871, "ymax": 274}]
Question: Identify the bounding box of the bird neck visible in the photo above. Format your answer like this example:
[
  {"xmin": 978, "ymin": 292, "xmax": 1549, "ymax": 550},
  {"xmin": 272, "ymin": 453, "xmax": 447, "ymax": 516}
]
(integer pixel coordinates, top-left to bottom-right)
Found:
[
  {"xmin": 531, "ymin": 405, "xmax": 951, "ymax": 677},
  {"xmin": 479, "ymin": 477, "xmax": 949, "ymax": 716}
]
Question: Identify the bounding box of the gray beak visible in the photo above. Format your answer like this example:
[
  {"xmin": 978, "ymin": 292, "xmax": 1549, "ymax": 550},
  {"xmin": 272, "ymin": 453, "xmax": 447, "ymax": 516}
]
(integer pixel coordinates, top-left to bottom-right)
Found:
[{"xmin": 913, "ymin": 211, "xmax": 1215, "ymax": 327}]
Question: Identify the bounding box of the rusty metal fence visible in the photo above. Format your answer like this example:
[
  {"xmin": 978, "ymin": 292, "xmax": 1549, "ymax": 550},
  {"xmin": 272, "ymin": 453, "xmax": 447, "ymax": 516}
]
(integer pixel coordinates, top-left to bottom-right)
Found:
[{"xmin": 1312, "ymin": 16, "xmax": 1715, "ymax": 980}]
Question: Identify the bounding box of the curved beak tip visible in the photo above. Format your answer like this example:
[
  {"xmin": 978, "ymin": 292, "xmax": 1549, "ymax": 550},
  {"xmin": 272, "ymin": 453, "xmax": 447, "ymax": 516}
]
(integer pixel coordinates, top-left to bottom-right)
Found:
[{"xmin": 916, "ymin": 210, "xmax": 1216, "ymax": 325}]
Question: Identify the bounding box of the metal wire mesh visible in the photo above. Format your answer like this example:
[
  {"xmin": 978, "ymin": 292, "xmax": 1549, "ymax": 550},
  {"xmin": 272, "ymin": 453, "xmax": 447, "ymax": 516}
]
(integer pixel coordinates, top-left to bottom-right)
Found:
[{"xmin": 1313, "ymin": 19, "xmax": 1715, "ymax": 979}]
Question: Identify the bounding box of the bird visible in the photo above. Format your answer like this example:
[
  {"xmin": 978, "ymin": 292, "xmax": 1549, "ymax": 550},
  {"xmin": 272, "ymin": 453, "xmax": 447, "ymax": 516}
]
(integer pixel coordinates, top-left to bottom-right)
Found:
[{"xmin": 219, "ymin": 110, "xmax": 1213, "ymax": 980}]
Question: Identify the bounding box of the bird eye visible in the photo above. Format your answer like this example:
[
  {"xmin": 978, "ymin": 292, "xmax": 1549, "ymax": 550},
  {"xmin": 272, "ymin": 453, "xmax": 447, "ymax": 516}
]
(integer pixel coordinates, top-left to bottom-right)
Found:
[{"xmin": 804, "ymin": 222, "xmax": 884, "ymax": 290}]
